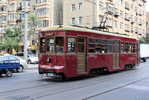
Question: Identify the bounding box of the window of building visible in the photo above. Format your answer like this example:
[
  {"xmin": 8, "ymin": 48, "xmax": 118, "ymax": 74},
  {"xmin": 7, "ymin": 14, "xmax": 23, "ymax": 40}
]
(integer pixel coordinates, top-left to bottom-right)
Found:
[
  {"xmin": 99, "ymin": 1, "xmax": 104, "ymax": 10},
  {"xmin": 78, "ymin": 16, "xmax": 82, "ymax": 25},
  {"xmin": 78, "ymin": 2, "xmax": 82, "ymax": 10},
  {"xmin": 72, "ymin": 17, "xmax": 76, "ymax": 25},
  {"xmin": 36, "ymin": 0, "xmax": 47, "ymax": 3},
  {"xmin": 72, "ymin": 4, "xmax": 76, "ymax": 11},
  {"xmin": 43, "ymin": 20, "xmax": 49, "ymax": 27},
  {"xmin": 67, "ymin": 38, "xmax": 76, "ymax": 53}
]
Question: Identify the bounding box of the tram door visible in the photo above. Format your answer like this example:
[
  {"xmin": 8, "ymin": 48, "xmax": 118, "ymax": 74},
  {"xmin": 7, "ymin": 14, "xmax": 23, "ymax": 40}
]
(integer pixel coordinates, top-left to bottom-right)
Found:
[
  {"xmin": 113, "ymin": 40, "xmax": 120, "ymax": 69},
  {"xmin": 77, "ymin": 37, "xmax": 87, "ymax": 73}
]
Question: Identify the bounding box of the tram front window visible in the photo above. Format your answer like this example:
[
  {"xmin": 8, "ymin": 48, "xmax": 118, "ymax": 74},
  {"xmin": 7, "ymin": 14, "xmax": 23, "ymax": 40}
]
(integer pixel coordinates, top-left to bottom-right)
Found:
[
  {"xmin": 55, "ymin": 37, "xmax": 64, "ymax": 53},
  {"xmin": 47, "ymin": 38, "xmax": 55, "ymax": 53},
  {"xmin": 67, "ymin": 38, "xmax": 75, "ymax": 53},
  {"xmin": 40, "ymin": 38, "xmax": 46, "ymax": 53},
  {"xmin": 47, "ymin": 37, "xmax": 64, "ymax": 53}
]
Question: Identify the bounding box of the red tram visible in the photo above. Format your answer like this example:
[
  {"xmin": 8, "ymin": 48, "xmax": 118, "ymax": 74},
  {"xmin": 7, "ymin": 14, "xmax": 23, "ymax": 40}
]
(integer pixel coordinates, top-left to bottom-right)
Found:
[{"xmin": 38, "ymin": 26, "xmax": 140, "ymax": 79}]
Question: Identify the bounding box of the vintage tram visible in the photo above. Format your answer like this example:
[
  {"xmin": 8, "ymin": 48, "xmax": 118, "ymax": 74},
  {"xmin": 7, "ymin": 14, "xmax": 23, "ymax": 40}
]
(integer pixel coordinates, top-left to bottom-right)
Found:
[{"xmin": 38, "ymin": 26, "xmax": 139, "ymax": 79}]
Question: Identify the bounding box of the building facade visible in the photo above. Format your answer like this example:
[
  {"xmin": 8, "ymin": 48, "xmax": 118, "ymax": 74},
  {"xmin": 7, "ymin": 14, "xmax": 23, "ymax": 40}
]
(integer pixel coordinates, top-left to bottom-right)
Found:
[
  {"xmin": 0, "ymin": 0, "xmax": 63, "ymax": 40},
  {"xmin": 63, "ymin": 0, "xmax": 146, "ymax": 37},
  {"xmin": 146, "ymin": 12, "xmax": 149, "ymax": 42},
  {"xmin": 0, "ymin": 0, "xmax": 146, "ymax": 40}
]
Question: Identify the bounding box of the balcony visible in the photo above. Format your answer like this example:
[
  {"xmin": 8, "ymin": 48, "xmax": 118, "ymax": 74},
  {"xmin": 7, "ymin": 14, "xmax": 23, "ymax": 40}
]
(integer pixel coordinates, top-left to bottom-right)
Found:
[
  {"xmin": 125, "ymin": 3, "xmax": 130, "ymax": 10},
  {"xmin": 17, "ymin": 7, "xmax": 22, "ymax": 11},
  {"xmin": 107, "ymin": 0, "xmax": 113, "ymax": 2},
  {"xmin": 138, "ymin": 21, "xmax": 142, "ymax": 26},
  {"xmin": 125, "ymin": 29, "xmax": 130, "ymax": 32},
  {"xmin": 105, "ymin": 3, "xmax": 115, "ymax": 15},
  {"xmin": 114, "ymin": 9, "xmax": 119, "ymax": 17},
  {"xmin": 142, "ymin": 0, "xmax": 146, "ymax": 3},
  {"xmin": 16, "ymin": 19, "xmax": 22, "ymax": 23},
  {"xmin": 130, "ymin": 16, "xmax": 135, "ymax": 24},
  {"xmin": 125, "ymin": 15, "xmax": 130, "ymax": 21},
  {"xmin": 105, "ymin": 20, "xmax": 112, "ymax": 28}
]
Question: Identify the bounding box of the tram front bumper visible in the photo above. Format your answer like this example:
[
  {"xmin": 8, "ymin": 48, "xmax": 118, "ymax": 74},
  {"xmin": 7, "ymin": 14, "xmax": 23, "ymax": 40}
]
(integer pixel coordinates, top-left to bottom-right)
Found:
[{"xmin": 39, "ymin": 65, "xmax": 64, "ymax": 74}]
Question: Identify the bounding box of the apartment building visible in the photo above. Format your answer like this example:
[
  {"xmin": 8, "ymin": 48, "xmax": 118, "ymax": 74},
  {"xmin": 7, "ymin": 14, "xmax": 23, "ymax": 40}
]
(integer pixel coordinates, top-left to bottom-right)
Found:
[
  {"xmin": 63, "ymin": 0, "xmax": 146, "ymax": 38},
  {"xmin": 34, "ymin": 0, "xmax": 63, "ymax": 29},
  {"xmin": 0, "ymin": 0, "xmax": 63, "ymax": 40},
  {"xmin": 146, "ymin": 12, "xmax": 149, "ymax": 42},
  {"xmin": 0, "ymin": 0, "xmax": 7, "ymax": 39},
  {"xmin": 0, "ymin": 0, "xmax": 146, "ymax": 40}
]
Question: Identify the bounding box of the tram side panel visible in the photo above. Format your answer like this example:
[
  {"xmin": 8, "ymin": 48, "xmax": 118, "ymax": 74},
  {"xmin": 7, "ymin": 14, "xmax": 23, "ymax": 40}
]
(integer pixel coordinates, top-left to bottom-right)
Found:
[
  {"xmin": 65, "ymin": 55, "xmax": 77, "ymax": 78},
  {"xmin": 120, "ymin": 54, "xmax": 138, "ymax": 69},
  {"xmin": 87, "ymin": 54, "xmax": 113, "ymax": 71}
]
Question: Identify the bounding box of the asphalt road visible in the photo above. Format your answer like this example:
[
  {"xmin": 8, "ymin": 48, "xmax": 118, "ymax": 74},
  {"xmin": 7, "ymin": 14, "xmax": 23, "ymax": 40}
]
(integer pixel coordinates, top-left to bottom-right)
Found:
[{"xmin": 0, "ymin": 62, "xmax": 149, "ymax": 100}]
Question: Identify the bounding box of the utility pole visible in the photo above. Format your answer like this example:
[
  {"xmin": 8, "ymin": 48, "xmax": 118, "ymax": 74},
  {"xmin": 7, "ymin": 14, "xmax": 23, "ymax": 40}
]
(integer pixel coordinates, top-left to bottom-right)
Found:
[{"xmin": 23, "ymin": 0, "xmax": 29, "ymax": 60}]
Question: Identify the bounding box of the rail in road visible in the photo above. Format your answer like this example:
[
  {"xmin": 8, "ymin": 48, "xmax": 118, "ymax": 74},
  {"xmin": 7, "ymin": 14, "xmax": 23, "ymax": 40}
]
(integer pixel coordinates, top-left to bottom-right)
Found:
[{"xmin": 0, "ymin": 62, "xmax": 149, "ymax": 100}]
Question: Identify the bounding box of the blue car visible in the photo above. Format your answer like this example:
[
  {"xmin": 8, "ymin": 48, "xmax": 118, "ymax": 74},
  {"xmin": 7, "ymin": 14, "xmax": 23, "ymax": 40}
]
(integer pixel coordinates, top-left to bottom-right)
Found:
[{"xmin": 0, "ymin": 55, "xmax": 23, "ymax": 77}]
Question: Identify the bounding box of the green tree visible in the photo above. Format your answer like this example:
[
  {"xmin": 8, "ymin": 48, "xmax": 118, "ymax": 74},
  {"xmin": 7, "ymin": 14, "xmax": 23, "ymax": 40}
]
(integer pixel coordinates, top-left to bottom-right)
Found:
[
  {"xmin": 28, "ymin": 13, "xmax": 38, "ymax": 40},
  {"xmin": 146, "ymin": 33, "xmax": 149, "ymax": 43},
  {"xmin": 140, "ymin": 37, "xmax": 146, "ymax": 43},
  {"xmin": 1, "ymin": 26, "xmax": 22, "ymax": 53}
]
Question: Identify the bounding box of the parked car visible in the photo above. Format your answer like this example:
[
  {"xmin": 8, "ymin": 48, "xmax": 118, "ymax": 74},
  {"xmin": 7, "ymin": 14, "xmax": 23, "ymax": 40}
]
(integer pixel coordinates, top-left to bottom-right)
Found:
[
  {"xmin": 27, "ymin": 55, "xmax": 38, "ymax": 64},
  {"xmin": 2, "ymin": 55, "xmax": 26, "ymax": 72},
  {"xmin": 0, "ymin": 55, "xmax": 20, "ymax": 77},
  {"xmin": 16, "ymin": 56, "xmax": 28, "ymax": 70}
]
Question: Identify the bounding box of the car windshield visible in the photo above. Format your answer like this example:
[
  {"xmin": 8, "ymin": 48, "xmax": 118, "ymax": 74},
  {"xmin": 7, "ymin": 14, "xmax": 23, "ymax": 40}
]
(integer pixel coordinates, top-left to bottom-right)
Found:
[{"xmin": 0, "ymin": 55, "xmax": 20, "ymax": 63}]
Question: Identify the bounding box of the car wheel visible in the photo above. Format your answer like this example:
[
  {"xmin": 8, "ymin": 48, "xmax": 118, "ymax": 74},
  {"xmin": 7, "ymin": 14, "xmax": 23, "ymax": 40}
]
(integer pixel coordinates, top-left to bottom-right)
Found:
[
  {"xmin": 6, "ymin": 70, "xmax": 13, "ymax": 77},
  {"xmin": 17, "ymin": 66, "xmax": 24, "ymax": 72}
]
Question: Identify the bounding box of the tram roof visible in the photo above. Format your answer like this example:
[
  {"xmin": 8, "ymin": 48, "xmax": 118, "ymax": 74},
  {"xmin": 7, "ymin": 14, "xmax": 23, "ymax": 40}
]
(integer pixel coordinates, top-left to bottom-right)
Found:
[{"xmin": 40, "ymin": 26, "xmax": 139, "ymax": 40}]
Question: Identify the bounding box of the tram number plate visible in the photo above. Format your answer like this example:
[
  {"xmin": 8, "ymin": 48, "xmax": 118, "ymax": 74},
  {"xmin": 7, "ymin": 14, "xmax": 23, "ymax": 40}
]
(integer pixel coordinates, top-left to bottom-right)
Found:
[{"xmin": 46, "ymin": 73, "xmax": 55, "ymax": 77}]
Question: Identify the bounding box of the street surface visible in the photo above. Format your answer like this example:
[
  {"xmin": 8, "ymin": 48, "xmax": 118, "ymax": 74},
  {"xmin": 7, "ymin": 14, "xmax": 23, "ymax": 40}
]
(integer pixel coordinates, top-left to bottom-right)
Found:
[{"xmin": 0, "ymin": 62, "xmax": 149, "ymax": 100}]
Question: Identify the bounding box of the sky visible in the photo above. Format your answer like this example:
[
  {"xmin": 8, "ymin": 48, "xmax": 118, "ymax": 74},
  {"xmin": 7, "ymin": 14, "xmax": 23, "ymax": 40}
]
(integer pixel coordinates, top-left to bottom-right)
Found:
[{"xmin": 146, "ymin": 0, "xmax": 149, "ymax": 11}]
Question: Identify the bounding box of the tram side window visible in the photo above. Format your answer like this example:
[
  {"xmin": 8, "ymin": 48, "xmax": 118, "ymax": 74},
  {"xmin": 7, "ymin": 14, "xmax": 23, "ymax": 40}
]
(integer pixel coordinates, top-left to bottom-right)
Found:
[
  {"xmin": 132, "ymin": 43, "xmax": 136, "ymax": 53},
  {"xmin": 67, "ymin": 38, "xmax": 75, "ymax": 53},
  {"xmin": 124, "ymin": 43, "xmax": 129, "ymax": 53},
  {"xmin": 88, "ymin": 39, "xmax": 111, "ymax": 53},
  {"xmin": 113, "ymin": 40, "xmax": 120, "ymax": 53},
  {"xmin": 98, "ymin": 40, "xmax": 108, "ymax": 53},
  {"xmin": 40, "ymin": 38, "xmax": 46, "ymax": 53},
  {"xmin": 124, "ymin": 43, "xmax": 133, "ymax": 53},
  {"xmin": 121, "ymin": 42, "xmax": 124, "ymax": 53},
  {"xmin": 78, "ymin": 38, "xmax": 84, "ymax": 52},
  {"xmin": 106, "ymin": 40, "xmax": 113, "ymax": 53},
  {"xmin": 55, "ymin": 37, "xmax": 64, "ymax": 53},
  {"xmin": 88, "ymin": 38, "xmax": 96, "ymax": 53},
  {"xmin": 47, "ymin": 38, "xmax": 55, "ymax": 53}
]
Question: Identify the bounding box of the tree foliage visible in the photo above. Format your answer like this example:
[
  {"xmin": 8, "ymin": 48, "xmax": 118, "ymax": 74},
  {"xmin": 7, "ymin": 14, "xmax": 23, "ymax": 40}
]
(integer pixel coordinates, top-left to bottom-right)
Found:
[
  {"xmin": 28, "ymin": 13, "xmax": 38, "ymax": 40},
  {"xmin": 140, "ymin": 34, "xmax": 149, "ymax": 44},
  {"xmin": 0, "ymin": 26, "xmax": 22, "ymax": 53}
]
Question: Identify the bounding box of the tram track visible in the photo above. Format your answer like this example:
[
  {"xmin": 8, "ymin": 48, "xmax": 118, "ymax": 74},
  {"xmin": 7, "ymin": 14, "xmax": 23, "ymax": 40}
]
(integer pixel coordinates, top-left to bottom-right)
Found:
[
  {"xmin": 25, "ymin": 76, "xmax": 148, "ymax": 100},
  {"xmin": 12, "ymin": 75, "xmax": 149, "ymax": 100},
  {"xmin": 0, "ymin": 78, "xmax": 59, "ymax": 95},
  {"xmin": 1, "ymin": 67, "xmax": 149, "ymax": 100},
  {"xmin": 83, "ymin": 76, "xmax": 149, "ymax": 100}
]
